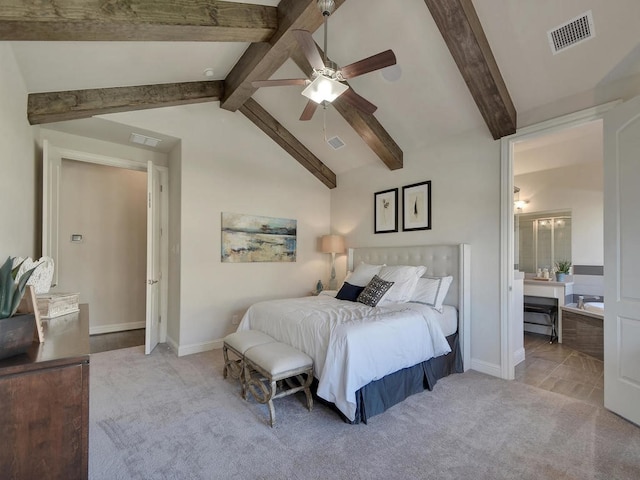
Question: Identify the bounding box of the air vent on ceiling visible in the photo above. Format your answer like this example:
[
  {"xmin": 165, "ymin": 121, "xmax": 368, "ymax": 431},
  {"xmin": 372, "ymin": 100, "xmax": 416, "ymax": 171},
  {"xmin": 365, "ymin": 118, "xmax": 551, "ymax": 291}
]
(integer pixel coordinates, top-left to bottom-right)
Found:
[
  {"xmin": 548, "ymin": 10, "xmax": 595, "ymax": 55},
  {"xmin": 129, "ymin": 132, "xmax": 162, "ymax": 147},
  {"xmin": 327, "ymin": 135, "xmax": 345, "ymax": 150}
]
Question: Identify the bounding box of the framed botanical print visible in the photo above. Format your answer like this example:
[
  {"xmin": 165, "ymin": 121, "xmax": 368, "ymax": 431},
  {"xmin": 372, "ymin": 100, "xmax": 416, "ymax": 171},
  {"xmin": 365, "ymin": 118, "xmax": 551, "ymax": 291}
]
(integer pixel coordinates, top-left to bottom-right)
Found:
[
  {"xmin": 402, "ymin": 181, "xmax": 431, "ymax": 231},
  {"xmin": 374, "ymin": 188, "xmax": 398, "ymax": 233}
]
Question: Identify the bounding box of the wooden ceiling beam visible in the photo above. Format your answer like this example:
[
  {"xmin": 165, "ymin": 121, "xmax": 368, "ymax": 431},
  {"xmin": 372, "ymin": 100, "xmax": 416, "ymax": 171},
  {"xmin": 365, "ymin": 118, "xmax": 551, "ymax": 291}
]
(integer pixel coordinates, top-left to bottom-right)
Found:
[
  {"xmin": 240, "ymin": 98, "xmax": 337, "ymax": 189},
  {"xmin": 424, "ymin": 0, "xmax": 516, "ymax": 139},
  {"xmin": 221, "ymin": 0, "xmax": 346, "ymax": 112},
  {"xmin": 0, "ymin": 0, "xmax": 277, "ymax": 42},
  {"xmin": 27, "ymin": 81, "xmax": 223, "ymax": 125},
  {"xmin": 290, "ymin": 46, "xmax": 403, "ymax": 171}
]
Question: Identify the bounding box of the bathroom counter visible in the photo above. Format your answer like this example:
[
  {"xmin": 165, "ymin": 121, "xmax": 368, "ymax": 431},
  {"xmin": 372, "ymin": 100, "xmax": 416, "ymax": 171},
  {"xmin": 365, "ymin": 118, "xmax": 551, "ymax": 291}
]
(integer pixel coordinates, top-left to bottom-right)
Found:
[{"xmin": 524, "ymin": 279, "xmax": 574, "ymax": 287}]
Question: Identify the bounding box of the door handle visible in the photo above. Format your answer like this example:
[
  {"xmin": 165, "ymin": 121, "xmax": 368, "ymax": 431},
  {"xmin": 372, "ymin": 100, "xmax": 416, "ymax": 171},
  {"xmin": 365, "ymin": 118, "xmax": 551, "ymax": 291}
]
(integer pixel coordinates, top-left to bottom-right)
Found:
[{"xmin": 147, "ymin": 279, "xmax": 159, "ymax": 285}]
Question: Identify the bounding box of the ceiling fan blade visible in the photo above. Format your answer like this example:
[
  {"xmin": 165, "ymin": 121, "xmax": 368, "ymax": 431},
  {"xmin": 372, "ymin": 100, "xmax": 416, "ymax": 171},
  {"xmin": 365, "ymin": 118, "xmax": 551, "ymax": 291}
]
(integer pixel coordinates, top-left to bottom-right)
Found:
[
  {"xmin": 299, "ymin": 100, "xmax": 319, "ymax": 121},
  {"xmin": 292, "ymin": 29, "xmax": 325, "ymax": 71},
  {"xmin": 251, "ymin": 79, "xmax": 309, "ymax": 88},
  {"xmin": 340, "ymin": 50, "xmax": 397, "ymax": 79},
  {"xmin": 339, "ymin": 89, "xmax": 377, "ymax": 115}
]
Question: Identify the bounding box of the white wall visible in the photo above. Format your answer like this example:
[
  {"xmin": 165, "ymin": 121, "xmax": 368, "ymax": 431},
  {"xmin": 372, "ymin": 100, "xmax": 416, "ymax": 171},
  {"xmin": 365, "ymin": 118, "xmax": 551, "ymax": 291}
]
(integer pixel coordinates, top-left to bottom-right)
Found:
[
  {"xmin": 0, "ymin": 44, "xmax": 36, "ymax": 260},
  {"xmin": 56, "ymin": 160, "xmax": 147, "ymax": 333},
  {"xmin": 103, "ymin": 103, "xmax": 331, "ymax": 355},
  {"xmin": 331, "ymin": 127, "xmax": 503, "ymax": 373},
  {"xmin": 515, "ymin": 162, "xmax": 603, "ymax": 266}
]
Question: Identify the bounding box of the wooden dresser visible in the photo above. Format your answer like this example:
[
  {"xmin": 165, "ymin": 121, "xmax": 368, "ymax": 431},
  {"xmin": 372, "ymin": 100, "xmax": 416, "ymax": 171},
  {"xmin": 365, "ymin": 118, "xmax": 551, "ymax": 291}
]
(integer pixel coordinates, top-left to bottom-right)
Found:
[{"xmin": 0, "ymin": 304, "xmax": 90, "ymax": 480}]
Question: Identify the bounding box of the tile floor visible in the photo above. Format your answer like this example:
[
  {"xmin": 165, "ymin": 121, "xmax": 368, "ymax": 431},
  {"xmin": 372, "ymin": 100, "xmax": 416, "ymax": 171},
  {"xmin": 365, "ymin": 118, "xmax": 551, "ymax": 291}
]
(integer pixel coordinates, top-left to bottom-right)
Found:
[
  {"xmin": 515, "ymin": 332, "xmax": 604, "ymax": 407},
  {"xmin": 90, "ymin": 329, "xmax": 145, "ymax": 354}
]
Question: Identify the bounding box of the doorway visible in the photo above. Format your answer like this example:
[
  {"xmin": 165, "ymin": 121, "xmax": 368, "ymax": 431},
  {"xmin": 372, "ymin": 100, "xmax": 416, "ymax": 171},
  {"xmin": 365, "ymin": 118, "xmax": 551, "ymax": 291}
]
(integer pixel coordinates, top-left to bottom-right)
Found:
[
  {"xmin": 42, "ymin": 141, "xmax": 168, "ymax": 354},
  {"xmin": 509, "ymin": 120, "xmax": 605, "ymax": 405},
  {"xmin": 499, "ymin": 102, "xmax": 618, "ymax": 381}
]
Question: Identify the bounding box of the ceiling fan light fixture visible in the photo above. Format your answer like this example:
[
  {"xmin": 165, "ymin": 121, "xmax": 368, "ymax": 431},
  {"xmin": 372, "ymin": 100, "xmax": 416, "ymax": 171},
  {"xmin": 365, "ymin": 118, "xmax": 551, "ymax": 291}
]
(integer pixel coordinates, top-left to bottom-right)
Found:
[{"xmin": 301, "ymin": 74, "xmax": 349, "ymax": 104}]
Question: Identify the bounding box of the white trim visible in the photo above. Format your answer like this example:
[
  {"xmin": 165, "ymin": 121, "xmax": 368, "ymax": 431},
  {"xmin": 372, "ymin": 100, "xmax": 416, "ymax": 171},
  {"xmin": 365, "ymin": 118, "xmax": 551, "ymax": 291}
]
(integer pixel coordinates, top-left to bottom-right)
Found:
[
  {"xmin": 90, "ymin": 321, "xmax": 145, "ymax": 335},
  {"xmin": 56, "ymin": 147, "xmax": 147, "ymax": 171},
  {"xmin": 460, "ymin": 244, "xmax": 471, "ymax": 371},
  {"xmin": 499, "ymin": 101, "xmax": 620, "ymax": 380},
  {"xmin": 177, "ymin": 339, "xmax": 223, "ymax": 357},
  {"xmin": 158, "ymin": 166, "xmax": 169, "ymax": 345},
  {"xmin": 514, "ymin": 347, "xmax": 526, "ymax": 367},
  {"xmin": 166, "ymin": 334, "xmax": 179, "ymax": 355},
  {"xmin": 470, "ymin": 359, "xmax": 502, "ymax": 378}
]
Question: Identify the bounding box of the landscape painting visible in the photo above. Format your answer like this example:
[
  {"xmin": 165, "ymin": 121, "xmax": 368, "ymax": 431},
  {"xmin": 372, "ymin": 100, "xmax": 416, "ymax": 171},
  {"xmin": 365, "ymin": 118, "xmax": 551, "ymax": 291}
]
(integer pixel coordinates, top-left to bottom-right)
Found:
[{"xmin": 221, "ymin": 213, "xmax": 297, "ymax": 263}]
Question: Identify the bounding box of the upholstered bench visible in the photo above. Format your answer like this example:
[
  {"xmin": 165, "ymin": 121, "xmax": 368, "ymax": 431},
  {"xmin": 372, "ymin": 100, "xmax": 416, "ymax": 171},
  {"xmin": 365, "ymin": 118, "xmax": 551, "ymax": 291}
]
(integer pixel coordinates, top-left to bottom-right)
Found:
[
  {"xmin": 243, "ymin": 342, "xmax": 314, "ymax": 427},
  {"xmin": 223, "ymin": 330, "xmax": 276, "ymax": 394}
]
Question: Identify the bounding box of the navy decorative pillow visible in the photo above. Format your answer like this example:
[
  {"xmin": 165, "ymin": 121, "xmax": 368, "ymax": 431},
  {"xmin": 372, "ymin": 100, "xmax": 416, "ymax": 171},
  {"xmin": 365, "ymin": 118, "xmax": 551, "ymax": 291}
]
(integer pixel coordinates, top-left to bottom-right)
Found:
[
  {"xmin": 336, "ymin": 282, "xmax": 365, "ymax": 302},
  {"xmin": 357, "ymin": 275, "xmax": 394, "ymax": 307}
]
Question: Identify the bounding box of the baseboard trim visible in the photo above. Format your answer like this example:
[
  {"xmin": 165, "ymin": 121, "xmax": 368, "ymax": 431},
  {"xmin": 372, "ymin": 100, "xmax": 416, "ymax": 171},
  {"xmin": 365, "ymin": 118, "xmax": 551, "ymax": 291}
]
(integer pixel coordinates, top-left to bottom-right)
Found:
[
  {"xmin": 177, "ymin": 339, "xmax": 223, "ymax": 357},
  {"xmin": 90, "ymin": 321, "xmax": 145, "ymax": 335},
  {"xmin": 470, "ymin": 358, "xmax": 502, "ymax": 378},
  {"xmin": 514, "ymin": 347, "xmax": 526, "ymax": 367},
  {"xmin": 166, "ymin": 335, "xmax": 179, "ymax": 355}
]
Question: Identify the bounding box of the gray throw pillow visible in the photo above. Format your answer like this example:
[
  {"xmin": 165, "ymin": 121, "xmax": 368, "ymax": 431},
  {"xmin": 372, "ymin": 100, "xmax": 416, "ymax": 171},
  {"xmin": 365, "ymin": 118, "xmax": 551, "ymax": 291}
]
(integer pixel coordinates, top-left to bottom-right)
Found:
[{"xmin": 357, "ymin": 275, "xmax": 394, "ymax": 307}]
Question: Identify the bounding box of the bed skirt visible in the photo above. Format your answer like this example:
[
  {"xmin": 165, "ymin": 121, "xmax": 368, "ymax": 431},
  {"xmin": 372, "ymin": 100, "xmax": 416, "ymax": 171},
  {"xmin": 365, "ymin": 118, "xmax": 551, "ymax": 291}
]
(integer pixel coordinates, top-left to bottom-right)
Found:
[{"xmin": 314, "ymin": 332, "xmax": 463, "ymax": 424}]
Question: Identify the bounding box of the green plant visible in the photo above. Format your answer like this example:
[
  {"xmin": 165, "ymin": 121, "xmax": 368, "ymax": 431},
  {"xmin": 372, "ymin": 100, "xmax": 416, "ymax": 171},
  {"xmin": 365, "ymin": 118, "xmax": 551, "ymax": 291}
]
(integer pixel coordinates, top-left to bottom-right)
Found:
[
  {"xmin": 555, "ymin": 259, "xmax": 572, "ymax": 274},
  {"xmin": 0, "ymin": 257, "xmax": 37, "ymax": 319}
]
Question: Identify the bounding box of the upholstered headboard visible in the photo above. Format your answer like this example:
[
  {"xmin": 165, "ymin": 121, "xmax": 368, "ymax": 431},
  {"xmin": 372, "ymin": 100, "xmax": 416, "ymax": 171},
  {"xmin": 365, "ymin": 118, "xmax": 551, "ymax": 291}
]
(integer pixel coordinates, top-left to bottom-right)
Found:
[{"xmin": 348, "ymin": 244, "xmax": 471, "ymax": 370}]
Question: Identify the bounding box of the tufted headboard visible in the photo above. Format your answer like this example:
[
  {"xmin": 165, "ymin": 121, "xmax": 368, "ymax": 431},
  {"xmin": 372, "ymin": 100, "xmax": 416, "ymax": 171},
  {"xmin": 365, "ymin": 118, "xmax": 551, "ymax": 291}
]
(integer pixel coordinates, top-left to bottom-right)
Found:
[{"xmin": 348, "ymin": 244, "xmax": 471, "ymax": 369}]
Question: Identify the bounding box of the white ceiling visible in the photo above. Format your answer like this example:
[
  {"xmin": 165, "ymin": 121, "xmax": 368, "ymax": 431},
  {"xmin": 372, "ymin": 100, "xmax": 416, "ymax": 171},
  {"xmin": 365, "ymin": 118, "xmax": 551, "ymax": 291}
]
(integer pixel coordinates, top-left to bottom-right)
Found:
[{"xmin": 8, "ymin": 0, "xmax": 640, "ymax": 176}]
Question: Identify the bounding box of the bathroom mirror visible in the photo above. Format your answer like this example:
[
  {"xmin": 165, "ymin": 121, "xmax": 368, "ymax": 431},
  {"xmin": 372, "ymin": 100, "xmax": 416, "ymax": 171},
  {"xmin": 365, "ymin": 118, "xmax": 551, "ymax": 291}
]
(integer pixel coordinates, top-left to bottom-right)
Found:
[{"xmin": 516, "ymin": 210, "xmax": 571, "ymax": 274}]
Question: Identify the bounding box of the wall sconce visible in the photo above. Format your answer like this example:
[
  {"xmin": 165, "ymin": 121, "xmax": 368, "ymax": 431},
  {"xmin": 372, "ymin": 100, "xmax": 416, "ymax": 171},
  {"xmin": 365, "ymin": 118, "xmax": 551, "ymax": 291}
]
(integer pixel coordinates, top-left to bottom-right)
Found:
[
  {"xmin": 514, "ymin": 199, "xmax": 529, "ymax": 210},
  {"xmin": 320, "ymin": 234, "xmax": 346, "ymax": 290},
  {"xmin": 514, "ymin": 186, "xmax": 528, "ymax": 212}
]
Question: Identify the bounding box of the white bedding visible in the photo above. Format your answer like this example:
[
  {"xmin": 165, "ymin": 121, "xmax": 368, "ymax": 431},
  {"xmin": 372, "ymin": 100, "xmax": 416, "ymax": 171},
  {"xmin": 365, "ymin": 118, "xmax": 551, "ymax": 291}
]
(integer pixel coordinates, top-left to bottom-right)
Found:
[{"xmin": 237, "ymin": 296, "xmax": 453, "ymax": 421}]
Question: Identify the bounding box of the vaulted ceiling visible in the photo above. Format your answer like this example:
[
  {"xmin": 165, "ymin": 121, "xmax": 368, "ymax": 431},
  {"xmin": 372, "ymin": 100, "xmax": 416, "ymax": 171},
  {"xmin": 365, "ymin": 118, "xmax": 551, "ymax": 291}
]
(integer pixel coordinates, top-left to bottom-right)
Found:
[{"xmin": 3, "ymin": 0, "xmax": 640, "ymax": 187}]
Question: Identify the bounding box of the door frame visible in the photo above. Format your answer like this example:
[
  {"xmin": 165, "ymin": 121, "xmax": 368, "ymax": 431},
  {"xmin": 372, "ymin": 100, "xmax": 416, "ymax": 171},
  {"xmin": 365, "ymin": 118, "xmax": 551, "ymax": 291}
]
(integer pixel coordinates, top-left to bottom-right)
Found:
[
  {"xmin": 42, "ymin": 141, "xmax": 169, "ymax": 345},
  {"xmin": 499, "ymin": 101, "xmax": 620, "ymax": 380}
]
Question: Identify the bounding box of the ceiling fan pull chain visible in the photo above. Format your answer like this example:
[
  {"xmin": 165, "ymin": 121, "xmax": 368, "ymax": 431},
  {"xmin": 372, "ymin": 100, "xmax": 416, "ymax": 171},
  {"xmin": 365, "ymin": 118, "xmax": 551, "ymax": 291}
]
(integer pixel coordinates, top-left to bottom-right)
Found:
[{"xmin": 323, "ymin": 103, "xmax": 328, "ymax": 143}]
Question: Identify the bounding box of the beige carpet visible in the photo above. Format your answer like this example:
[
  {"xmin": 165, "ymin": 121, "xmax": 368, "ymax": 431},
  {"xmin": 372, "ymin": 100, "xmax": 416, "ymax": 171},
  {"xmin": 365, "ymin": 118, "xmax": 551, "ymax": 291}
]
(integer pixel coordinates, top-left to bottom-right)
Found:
[{"xmin": 89, "ymin": 344, "xmax": 640, "ymax": 480}]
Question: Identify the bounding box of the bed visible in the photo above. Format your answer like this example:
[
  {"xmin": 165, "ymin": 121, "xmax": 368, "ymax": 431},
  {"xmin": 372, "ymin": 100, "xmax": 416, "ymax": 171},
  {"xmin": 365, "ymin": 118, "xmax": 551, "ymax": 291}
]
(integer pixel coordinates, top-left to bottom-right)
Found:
[{"xmin": 238, "ymin": 244, "xmax": 470, "ymax": 423}]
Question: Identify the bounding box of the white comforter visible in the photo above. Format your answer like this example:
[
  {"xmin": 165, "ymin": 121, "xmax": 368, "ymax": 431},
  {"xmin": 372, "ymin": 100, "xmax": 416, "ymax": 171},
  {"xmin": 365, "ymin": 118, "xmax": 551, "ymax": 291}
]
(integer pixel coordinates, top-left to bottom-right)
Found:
[{"xmin": 237, "ymin": 295, "xmax": 452, "ymax": 421}]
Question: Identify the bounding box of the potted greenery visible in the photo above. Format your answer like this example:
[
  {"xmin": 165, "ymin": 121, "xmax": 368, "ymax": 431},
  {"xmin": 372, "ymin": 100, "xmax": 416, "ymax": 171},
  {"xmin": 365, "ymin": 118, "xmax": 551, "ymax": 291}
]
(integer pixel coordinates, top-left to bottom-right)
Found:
[
  {"xmin": 0, "ymin": 257, "xmax": 37, "ymax": 360},
  {"xmin": 554, "ymin": 260, "xmax": 572, "ymax": 282}
]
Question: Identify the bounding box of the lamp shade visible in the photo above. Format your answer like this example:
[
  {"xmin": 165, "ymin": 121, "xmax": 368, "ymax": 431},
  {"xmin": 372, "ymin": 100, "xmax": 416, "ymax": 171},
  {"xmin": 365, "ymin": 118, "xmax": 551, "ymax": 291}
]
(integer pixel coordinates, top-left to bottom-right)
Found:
[
  {"xmin": 301, "ymin": 75, "xmax": 349, "ymax": 104},
  {"xmin": 320, "ymin": 234, "xmax": 345, "ymax": 254}
]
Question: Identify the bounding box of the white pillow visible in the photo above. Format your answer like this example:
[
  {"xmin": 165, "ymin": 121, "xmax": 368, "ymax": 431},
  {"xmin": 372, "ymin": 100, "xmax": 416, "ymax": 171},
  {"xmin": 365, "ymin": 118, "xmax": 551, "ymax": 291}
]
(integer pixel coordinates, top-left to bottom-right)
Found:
[
  {"xmin": 377, "ymin": 265, "xmax": 428, "ymax": 304},
  {"xmin": 410, "ymin": 276, "xmax": 453, "ymax": 312},
  {"xmin": 345, "ymin": 262, "xmax": 384, "ymax": 287}
]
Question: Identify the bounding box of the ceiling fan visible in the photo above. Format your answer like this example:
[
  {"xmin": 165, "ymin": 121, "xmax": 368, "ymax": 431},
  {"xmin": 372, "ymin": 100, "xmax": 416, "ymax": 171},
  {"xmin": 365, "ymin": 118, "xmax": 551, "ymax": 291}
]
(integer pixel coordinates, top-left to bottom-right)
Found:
[{"xmin": 251, "ymin": 0, "xmax": 397, "ymax": 121}]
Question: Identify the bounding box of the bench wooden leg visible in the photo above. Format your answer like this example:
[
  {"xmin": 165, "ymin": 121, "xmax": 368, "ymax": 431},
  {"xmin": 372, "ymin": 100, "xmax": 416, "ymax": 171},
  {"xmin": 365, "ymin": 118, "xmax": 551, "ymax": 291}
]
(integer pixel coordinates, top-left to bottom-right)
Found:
[
  {"xmin": 244, "ymin": 364, "xmax": 314, "ymax": 427},
  {"xmin": 222, "ymin": 345, "xmax": 230, "ymax": 379},
  {"xmin": 222, "ymin": 344, "xmax": 244, "ymax": 381},
  {"xmin": 267, "ymin": 380, "xmax": 277, "ymax": 427}
]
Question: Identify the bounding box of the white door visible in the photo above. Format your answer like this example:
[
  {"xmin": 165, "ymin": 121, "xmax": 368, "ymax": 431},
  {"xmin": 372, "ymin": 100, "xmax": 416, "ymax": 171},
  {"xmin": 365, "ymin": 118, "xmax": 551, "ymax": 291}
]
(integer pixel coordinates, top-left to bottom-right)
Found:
[
  {"xmin": 603, "ymin": 95, "xmax": 640, "ymax": 425},
  {"xmin": 145, "ymin": 161, "xmax": 161, "ymax": 354}
]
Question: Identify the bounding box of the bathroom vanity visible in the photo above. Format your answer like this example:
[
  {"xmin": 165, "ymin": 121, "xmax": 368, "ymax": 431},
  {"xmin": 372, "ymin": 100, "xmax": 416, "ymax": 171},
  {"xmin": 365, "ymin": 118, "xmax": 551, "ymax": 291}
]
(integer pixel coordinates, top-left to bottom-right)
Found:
[{"xmin": 523, "ymin": 279, "xmax": 573, "ymax": 343}]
